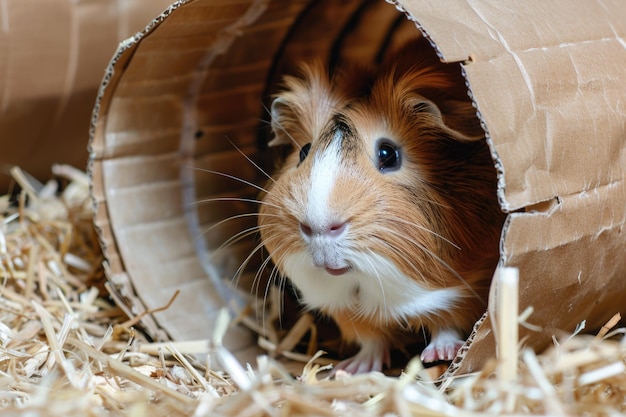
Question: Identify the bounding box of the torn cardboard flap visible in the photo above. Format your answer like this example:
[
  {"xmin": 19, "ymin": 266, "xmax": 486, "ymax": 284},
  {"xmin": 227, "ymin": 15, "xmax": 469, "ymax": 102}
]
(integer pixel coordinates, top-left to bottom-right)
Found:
[
  {"xmin": 404, "ymin": 0, "xmax": 626, "ymax": 209},
  {"xmin": 89, "ymin": 0, "xmax": 626, "ymax": 374}
]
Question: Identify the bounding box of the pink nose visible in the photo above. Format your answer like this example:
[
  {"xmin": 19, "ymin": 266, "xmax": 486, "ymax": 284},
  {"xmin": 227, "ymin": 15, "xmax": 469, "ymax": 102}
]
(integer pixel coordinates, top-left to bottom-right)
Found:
[{"xmin": 300, "ymin": 221, "xmax": 347, "ymax": 238}]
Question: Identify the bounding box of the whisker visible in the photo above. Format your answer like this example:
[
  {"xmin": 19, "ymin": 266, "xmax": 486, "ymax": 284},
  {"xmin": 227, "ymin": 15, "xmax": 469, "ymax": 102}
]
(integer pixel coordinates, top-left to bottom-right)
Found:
[
  {"xmin": 380, "ymin": 228, "xmax": 448, "ymax": 274},
  {"xmin": 187, "ymin": 166, "xmax": 269, "ymax": 195},
  {"xmin": 189, "ymin": 196, "xmax": 281, "ymax": 210},
  {"xmin": 252, "ymin": 242, "xmax": 277, "ymax": 298},
  {"xmin": 196, "ymin": 212, "xmax": 282, "ymax": 240},
  {"xmin": 224, "ymin": 135, "xmax": 277, "ymax": 184},
  {"xmin": 385, "ymin": 235, "xmax": 453, "ymax": 283},
  {"xmin": 416, "ymin": 195, "xmax": 453, "ymax": 210},
  {"xmin": 208, "ymin": 224, "xmax": 270, "ymax": 262},
  {"xmin": 361, "ymin": 250, "xmax": 388, "ymax": 323},
  {"xmin": 254, "ymin": 250, "xmax": 274, "ymax": 297},
  {"xmin": 260, "ymin": 250, "xmax": 282, "ymax": 326},
  {"xmin": 274, "ymin": 250, "xmax": 296, "ymax": 328},
  {"xmin": 276, "ymin": 271, "xmax": 290, "ymax": 327},
  {"xmin": 257, "ymin": 253, "xmax": 275, "ymax": 328},
  {"xmin": 253, "ymin": 239, "xmax": 289, "ymax": 327},
  {"xmin": 238, "ymin": 233, "xmax": 280, "ymax": 287},
  {"xmin": 259, "ymin": 101, "xmax": 272, "ymax": 119},
  {"xmin": 231, "ymin": 233, "xmax": 279, "ymax": 293},
  {"xmin": 370, "ymin": 236, "xmax": 428, "ymax": 283},
  {"xmin": 257, "ymin": 117, "xmax": 272, "ymax": 126},
  {"xmin": 385, "ymin": 216, "xmax": 461, "ymax": 250},
  {"xmin": 378, "ymin": 229, "xmax": 483, "ymax": 303},
  {"xmin": 264, "ymin": 265, "xmax": 284, "ymax": 331}
]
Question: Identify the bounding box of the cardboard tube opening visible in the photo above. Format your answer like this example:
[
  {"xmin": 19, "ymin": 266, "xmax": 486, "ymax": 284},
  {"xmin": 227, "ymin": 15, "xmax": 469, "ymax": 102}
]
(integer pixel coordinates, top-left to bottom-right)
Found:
[{"xmin": 90, "ymin": 0, "xmax": 626, "ymax": 374}]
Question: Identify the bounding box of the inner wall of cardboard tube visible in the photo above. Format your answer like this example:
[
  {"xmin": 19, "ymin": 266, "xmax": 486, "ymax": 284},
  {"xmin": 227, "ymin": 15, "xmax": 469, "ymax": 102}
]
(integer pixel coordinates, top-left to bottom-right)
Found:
[
  {"xmin": 187, "ymin": 2, "xmax": 439, "ymax": 298},
  {"xmin": 99, "ymin": 0, "xmax": 497, "ymax": 350}
]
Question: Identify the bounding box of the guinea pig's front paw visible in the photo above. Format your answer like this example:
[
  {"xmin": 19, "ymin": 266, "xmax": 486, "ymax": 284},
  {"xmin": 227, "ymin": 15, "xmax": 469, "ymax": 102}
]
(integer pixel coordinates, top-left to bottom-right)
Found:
[
  {"xmin": 420, "ymin": 329, "xmax": 464, "ymax": 363},
  {"xmin": 332, "ymin": 340, "xmax": 390, "ymax": 375}
]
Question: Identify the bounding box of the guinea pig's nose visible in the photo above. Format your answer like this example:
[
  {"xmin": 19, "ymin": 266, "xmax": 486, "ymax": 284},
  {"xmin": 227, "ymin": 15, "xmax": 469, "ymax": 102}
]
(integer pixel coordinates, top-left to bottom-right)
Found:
[{"xmin": 300, "ymin": 221, "xmax": 347, "ymax": 238}]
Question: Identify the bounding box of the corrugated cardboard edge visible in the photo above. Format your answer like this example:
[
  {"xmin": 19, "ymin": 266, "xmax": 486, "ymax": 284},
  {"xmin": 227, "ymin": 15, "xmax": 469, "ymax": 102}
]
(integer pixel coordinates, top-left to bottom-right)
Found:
[{"xmin": 89, "ymin": 0, "xmax": 197, "ymax": 341}]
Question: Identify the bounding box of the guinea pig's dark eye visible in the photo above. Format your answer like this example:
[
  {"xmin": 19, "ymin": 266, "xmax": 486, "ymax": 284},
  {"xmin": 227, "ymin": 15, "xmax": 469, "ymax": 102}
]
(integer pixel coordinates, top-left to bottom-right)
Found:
[
  {"xmin": 377, "ymin": 140, "xmax": 401, "ymax": 172},
  {"xmin": 299, "ymin": 143, "xmax": 311, "ymax": 164}
]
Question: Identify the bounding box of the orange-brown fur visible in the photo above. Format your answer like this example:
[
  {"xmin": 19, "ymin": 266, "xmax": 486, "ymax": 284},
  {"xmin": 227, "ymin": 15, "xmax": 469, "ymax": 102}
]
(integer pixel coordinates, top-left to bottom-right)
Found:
[{"xmin": 259, "ymin": 38, "xmax": 505, "ymax": 363}]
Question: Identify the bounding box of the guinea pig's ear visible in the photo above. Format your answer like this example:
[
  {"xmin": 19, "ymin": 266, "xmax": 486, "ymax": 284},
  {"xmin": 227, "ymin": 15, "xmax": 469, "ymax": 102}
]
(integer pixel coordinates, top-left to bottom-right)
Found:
[
  {"xmin": 268, "ymin": 96, "xmax": 293, "ymax": 147},
  {"xmin": 409, "ymin": 95, "xmax": 484, "ymax": 142},
  {"xmin": 407, "ymin": 96, "xmax": 443, "ymax": 119},
  {"xmin": 436, "ymin": 98, "xmax": 485, "ymax": 142}
]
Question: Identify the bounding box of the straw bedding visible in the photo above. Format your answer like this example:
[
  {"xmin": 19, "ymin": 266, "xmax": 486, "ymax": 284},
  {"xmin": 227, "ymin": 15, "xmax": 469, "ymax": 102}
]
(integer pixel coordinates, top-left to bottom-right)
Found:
[{"xmin": 1, "ymin": 166, "xmax": 625, "ymax": 416}]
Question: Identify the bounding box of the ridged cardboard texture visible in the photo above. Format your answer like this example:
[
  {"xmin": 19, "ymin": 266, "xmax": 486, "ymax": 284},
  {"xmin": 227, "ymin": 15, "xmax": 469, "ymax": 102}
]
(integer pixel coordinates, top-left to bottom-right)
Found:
[{"xmin": 89, "ymin": 0, "xmax": 626, "ymax": 373}]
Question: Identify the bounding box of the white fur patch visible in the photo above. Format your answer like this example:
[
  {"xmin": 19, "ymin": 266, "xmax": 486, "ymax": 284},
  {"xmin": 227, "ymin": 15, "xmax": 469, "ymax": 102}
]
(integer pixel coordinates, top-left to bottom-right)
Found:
[
  {"xmin": 305, "ymin": 131, "xmax": 343, "ymax": 230},
  {"xmin": 282, "ymin": 250, "xmax": 461, "ymax": 324}
]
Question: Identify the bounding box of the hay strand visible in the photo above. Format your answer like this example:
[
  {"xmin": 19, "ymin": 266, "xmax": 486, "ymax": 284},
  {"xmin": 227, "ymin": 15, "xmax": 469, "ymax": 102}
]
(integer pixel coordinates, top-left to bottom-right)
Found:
[{"xmin": 495, "ymin": 267, "xmax": 520, "ymax": 385}]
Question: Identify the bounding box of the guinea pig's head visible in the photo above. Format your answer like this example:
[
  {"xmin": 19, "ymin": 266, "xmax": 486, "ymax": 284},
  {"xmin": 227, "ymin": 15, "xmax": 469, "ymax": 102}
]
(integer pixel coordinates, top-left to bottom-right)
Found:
[{"xmin": 259, "ymin": 59, "xmax": 501, "ymax": 321}]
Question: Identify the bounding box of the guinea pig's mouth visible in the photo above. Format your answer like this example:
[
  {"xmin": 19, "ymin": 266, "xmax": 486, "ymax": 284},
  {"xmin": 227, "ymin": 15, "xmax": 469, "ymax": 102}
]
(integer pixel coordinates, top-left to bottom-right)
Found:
[{"xmin": 324, "ymin": 266, "xmax": 352, "ymax": 276}]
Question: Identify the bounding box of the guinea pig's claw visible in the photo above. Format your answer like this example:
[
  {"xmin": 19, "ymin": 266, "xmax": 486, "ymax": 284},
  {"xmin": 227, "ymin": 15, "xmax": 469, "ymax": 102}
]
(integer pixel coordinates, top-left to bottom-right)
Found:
[
  {"xmin": 420, "ymin": 330, "xmax": 464, "ymax": 363},
  {"xmin": 331, "ymin": 341, "xmax": 390, "ymax": 375},
  {"xmin": 421, "ymin": 338, "xmax": 464, "ymax": 363}
]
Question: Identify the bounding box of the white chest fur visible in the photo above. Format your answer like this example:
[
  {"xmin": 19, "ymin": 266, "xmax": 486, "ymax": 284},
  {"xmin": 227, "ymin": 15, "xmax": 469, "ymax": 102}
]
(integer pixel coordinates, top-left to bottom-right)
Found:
[{"xmin": 282, "ymin": 251, "xmax": 461, "ymax": 323}]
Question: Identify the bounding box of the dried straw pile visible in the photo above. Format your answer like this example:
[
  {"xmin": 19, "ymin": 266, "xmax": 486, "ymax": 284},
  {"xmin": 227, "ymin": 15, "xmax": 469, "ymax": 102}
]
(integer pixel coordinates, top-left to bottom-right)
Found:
[{"xmin": 1, "ymin": 166, "xmax": 625, "ymax": 416}]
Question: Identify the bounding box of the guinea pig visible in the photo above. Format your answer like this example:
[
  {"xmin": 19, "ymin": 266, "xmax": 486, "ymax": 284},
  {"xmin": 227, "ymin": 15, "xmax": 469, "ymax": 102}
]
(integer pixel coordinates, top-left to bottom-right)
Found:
[{"xmin": 258, "ymin": 39, "xmax": 505, "ymax": 374}]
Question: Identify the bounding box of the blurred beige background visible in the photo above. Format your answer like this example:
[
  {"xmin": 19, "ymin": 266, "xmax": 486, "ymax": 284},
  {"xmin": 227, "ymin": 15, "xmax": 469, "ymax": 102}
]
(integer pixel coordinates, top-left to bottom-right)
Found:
[{"xmin": 0, "ymin": 0, "xmax": 174, "ymax": 193}]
